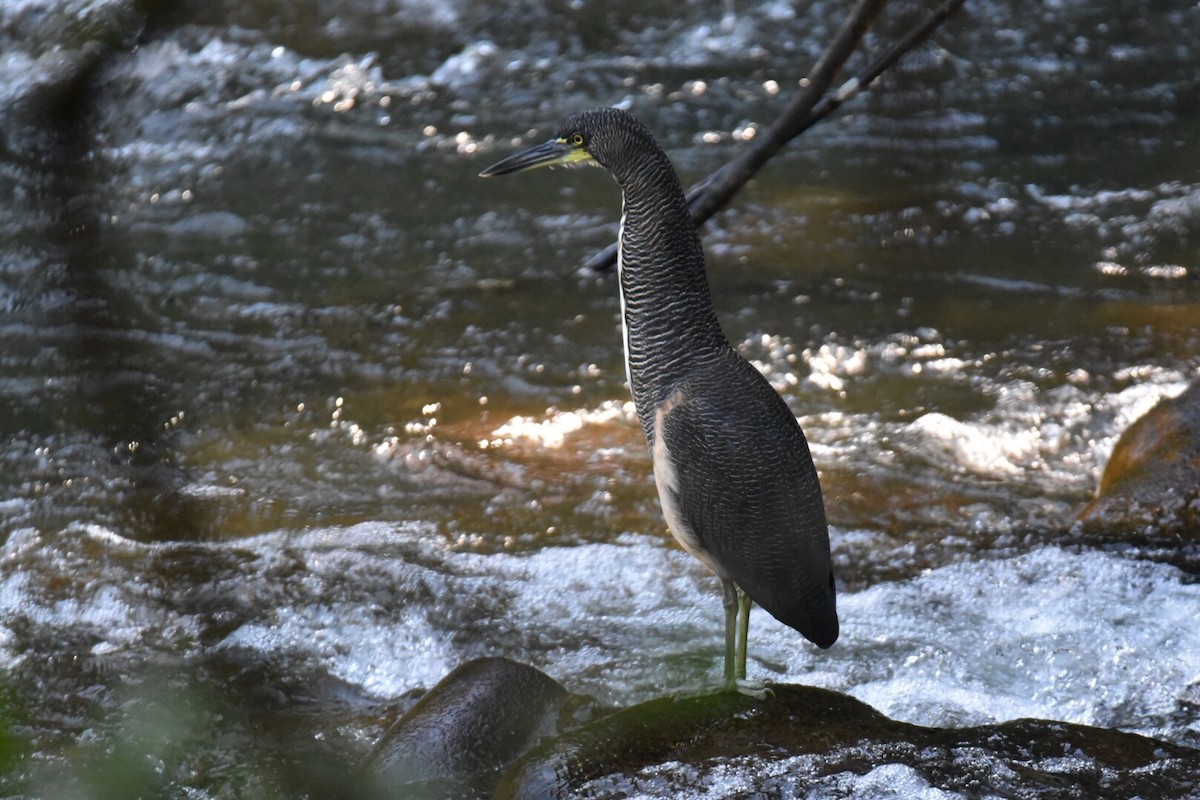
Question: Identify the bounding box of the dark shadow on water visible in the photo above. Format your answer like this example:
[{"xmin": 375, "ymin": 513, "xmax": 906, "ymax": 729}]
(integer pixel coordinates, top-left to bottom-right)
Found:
[{"xmin": 25, "ymin": 10, "xmax": 214, "ymax": 544}]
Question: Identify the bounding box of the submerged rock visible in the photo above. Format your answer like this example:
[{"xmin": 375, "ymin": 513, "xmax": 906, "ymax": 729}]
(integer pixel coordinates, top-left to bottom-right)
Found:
[
  {"xmin": 1079, "ymin": 378, "xmax": 1200, "ymax": 539},
  {"xmin": 493, "ymin": 684, "xmax": 1200, "ymax": 799},
  {"xmin": 364, "ymin": 657, "xmax": 579, "ymax": 797}
]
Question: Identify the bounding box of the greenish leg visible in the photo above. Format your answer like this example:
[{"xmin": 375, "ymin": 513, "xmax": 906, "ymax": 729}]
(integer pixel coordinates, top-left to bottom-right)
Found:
[
  {"xmin": 736, "ymin": 585, "xmax": 751, "ymax": 681},
  {"xmin": 721, "ymin": 580, "xmax": 768, "ymax": 698},
  {"xmin": 721, "ymin": 578, "xmax": 738, "ymax": 689}
]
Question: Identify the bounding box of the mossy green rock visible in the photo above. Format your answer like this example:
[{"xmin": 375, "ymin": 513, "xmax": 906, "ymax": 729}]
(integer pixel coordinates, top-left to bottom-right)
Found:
[{"xmin": 495, "ymin": 684, "xmax": 1200, "ymax": 798}]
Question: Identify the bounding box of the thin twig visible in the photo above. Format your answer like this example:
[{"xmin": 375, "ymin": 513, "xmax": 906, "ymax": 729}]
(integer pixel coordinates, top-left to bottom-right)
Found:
[{"xmin": 585, "ymin": 0, "xmax": 968, "ymax": 272}]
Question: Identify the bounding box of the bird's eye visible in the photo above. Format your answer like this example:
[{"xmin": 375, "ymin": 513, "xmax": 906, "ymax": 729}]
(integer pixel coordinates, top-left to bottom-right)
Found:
[{"xmin": 571, "ymin": 133, "xmax": 585, "ymax": 146}]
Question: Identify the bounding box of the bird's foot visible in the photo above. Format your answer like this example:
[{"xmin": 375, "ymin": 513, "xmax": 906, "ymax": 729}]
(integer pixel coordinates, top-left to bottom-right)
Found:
[
  {"xmin": 723, "ymin": 677, "xmax": 772, "ymax": 700},
  {"xmin": 668, "ymin": 678, "xmax": 773, "ymax": 702}
]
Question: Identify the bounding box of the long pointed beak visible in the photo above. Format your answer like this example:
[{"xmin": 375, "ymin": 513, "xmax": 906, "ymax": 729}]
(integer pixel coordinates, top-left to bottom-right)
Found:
[{"xmin": 479, "ymin": 139, "xmax": 589, "ymax": 177}]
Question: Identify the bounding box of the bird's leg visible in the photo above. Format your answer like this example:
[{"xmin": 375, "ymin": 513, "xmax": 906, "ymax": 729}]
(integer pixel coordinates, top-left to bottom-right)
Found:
[
  {"xmin": 735, "ymin": 585, "xmax": 751, "ymax": 680},
  {"xmin": 719, "ymin": 580, "xmax": 768, "ymax": 698},
  {"xmin": 733, "ymin": 584, "xmax": 770, "ymax": 698},
  {"xmin": 721, "ymin": 578, "xmax": 738, "ymax": 690}
]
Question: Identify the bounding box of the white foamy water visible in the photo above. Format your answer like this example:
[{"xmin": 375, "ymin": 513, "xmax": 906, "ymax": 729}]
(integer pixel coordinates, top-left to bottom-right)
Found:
[
  {"xmin": 2, "ymin": 521, "xmax": 1198, "ymax": 748},
  {"xmin": 803, "ymin": 763, "xmax": 961, "ymax": 800},
  {"xmin": 632, "ymin": 759, "xmax": 965, "ymax": 800},
  {"xmin": 815, "ymin": 547, "xmax": 1200, "ymax": 741}
]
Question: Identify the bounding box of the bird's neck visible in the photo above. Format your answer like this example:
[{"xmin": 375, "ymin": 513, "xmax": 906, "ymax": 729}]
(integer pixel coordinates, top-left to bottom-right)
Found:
[{"xmin": 613, "ymin": 154, "xmax": 728, "ymax": 436}]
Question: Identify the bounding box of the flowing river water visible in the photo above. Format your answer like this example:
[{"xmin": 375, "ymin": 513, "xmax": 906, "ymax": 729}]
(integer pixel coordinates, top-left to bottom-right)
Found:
[{"xmin": 1, "ymin": 0, "xmax": 1199, "ymax": 796}]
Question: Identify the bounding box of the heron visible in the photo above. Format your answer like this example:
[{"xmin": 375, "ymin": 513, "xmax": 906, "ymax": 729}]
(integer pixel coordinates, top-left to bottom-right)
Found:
[{"xmin": 480, "ymin": 107, "xmax": 837, "ymax": 693}]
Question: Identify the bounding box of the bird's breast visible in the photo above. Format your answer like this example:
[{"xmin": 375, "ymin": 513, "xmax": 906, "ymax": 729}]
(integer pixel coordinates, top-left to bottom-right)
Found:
[{"xmin": 651, "ymin": 387, "xmax": 726, "ymax": 579}]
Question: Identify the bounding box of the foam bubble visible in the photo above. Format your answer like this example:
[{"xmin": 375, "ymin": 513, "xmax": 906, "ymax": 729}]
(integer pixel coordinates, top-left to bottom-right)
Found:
[
  {"xmin": 906, "ymin": 411, "xmax": 1040, "ymax": 476},
  {"xmin": 483, "ymin": 400, "xmax": 635, "ymax": 449},
  {"xmin": 804, "ymin": 762, "xmax": 960, "ymax": 799}
]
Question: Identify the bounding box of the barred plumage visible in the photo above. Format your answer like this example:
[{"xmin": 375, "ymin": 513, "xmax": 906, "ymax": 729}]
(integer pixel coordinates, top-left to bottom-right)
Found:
[{"xmin": 482, "ymin": 107, "xmax": 838, "ymax": 692}]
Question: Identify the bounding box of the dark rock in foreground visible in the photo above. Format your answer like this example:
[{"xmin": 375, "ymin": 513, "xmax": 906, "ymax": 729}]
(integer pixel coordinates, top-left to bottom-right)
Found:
[
  {"xmin": 364, "ymin": 658, "xmax": 1200, "ymax": 799},
  {"xmin": 494, "ymin": 683, "xmax": 1200, "ymax": 799},
  {"xmin": 364, "ymin": 657, "xmax": 583, "ymax": 797}
]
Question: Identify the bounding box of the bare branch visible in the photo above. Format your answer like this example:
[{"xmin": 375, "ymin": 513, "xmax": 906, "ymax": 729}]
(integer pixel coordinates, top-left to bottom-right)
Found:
[{"xmin": 684, "ymin": 0, "xmax": 889, "ymax": 224}]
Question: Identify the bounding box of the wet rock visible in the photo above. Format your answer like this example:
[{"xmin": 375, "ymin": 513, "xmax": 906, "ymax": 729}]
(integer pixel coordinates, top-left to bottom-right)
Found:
[
  {"xmin": 1079, "ymin": 379, "xmax": 1200, "ymax": 538},
  {"xmin": 494, "ymin": 684, "xmax": 1200, "ymax": 799},
  {"xmin": 364, "ymin": 657, "xmax": 577, "ymax": 797}
]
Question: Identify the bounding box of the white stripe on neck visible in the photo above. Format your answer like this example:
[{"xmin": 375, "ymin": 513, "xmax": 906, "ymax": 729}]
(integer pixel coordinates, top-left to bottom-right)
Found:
[{"xmin": 616, "ymin": 204, "xmax": 635, "ymax": 400}]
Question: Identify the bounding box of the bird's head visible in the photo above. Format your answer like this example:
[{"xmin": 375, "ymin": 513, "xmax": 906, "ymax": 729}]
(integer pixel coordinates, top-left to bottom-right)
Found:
[{"xmin": 479, "ymin": 107, "xmax": 653, "ymax": 179}]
